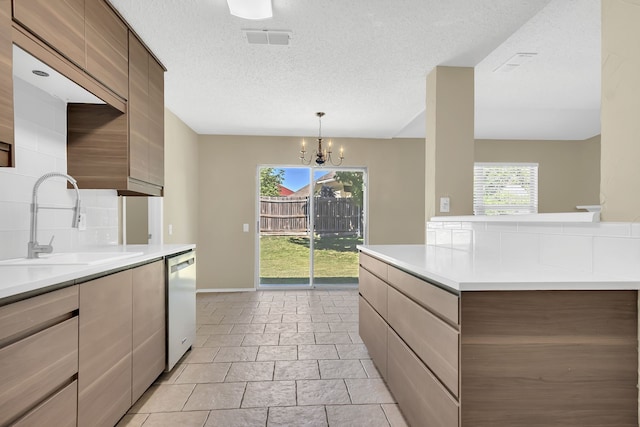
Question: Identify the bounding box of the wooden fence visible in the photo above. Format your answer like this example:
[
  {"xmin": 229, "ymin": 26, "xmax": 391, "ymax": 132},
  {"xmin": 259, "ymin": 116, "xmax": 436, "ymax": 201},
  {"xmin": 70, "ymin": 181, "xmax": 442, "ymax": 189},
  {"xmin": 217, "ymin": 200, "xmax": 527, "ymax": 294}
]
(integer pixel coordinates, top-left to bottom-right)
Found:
[{"xmin": 260, "ymin": 196, "xmax": 362, "ymax": 236}]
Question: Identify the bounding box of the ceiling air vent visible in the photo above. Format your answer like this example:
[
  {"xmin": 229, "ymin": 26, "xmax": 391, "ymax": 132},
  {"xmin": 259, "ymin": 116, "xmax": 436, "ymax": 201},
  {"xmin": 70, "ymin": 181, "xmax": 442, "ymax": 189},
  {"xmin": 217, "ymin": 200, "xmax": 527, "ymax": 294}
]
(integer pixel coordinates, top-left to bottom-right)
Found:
[
  {"xmin": 243, "ymin": 29, "xmax": 292, "ymax": 46},
  {"xmin": 493, "ymin": 52, "xmax": 538, "ymax": 73}
]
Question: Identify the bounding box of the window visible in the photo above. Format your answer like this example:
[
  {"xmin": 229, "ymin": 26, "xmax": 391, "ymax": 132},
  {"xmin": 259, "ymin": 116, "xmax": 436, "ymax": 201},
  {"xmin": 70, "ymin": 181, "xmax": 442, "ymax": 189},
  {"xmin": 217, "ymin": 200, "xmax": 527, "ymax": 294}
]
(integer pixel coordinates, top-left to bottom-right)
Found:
[{"xmin": 473, "ymin": 163, "xmax": 538, "ymax": 215}]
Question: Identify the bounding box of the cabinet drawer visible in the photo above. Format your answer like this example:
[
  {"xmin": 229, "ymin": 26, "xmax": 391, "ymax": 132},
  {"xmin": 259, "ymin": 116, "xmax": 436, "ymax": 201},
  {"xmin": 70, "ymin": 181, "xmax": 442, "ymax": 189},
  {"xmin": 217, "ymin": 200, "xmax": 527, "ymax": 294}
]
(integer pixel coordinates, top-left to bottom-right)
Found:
[
  {"xmin": 359, "ymin": 252, "xmax": 388, "ymax": 281},
  {"xmin": 388, "ymin": 265, "xmax": 459, "ymax": 326},
  {"xmin": 0, "ymin": 285, "xmax": 78, "ymax": 344},
  {"xmin": 387, "ymin": 328, "xmax": 458, "ymax": 427},
  {"xmin": 359, "ymin": 296, "xmax": 388, "ymax": 378},
  {"xmin": 0, "ymin": 317, "xmax": 78, "ymax": 425},
  {"xmin": 132, "ymin": 327, "xmax": 166, "ymax": 403},
  {"xmin": 388, "ymin": 286, "xmax": 459, "ymax": 397},
  {"xmin": 12, "ymin": 380, "xmax": 77, "ymax": 427},
  {"xmin": 359, "ymin": 267, "xmax": 388, "ymax": 319}
]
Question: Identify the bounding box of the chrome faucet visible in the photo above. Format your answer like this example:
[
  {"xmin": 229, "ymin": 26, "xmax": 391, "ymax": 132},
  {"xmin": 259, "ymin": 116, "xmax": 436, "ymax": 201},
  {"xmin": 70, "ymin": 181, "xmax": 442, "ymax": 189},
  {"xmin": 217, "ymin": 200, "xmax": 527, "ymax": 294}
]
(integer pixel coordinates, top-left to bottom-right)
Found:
[{"xmin": 28, "ymin": 172, "xmax": 82, "ymax": 259}]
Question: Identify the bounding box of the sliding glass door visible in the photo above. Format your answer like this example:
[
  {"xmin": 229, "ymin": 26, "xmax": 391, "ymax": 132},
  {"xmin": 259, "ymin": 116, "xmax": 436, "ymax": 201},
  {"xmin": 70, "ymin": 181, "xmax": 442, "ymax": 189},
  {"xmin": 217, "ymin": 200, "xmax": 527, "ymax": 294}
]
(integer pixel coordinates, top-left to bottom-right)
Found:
[{"xmin": 257, "ymin": 166, "xmax": 366, "ymax": 288}]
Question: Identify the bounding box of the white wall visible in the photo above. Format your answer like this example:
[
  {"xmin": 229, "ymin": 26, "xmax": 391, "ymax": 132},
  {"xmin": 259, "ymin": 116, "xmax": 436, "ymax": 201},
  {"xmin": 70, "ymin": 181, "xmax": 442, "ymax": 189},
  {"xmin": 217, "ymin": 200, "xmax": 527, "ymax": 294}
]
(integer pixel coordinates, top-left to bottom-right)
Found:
[{"xmin": 0, "ymin": 78, "xmax": 119, "ymax": 260}]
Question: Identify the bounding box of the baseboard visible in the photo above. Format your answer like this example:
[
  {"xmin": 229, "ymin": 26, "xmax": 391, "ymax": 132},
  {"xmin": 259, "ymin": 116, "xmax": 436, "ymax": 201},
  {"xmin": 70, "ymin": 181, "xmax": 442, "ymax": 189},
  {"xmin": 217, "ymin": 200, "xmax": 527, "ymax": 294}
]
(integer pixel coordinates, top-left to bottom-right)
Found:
[{"xmin": 197, "ymin": 288, "xmax": 256, "ymax": 293}]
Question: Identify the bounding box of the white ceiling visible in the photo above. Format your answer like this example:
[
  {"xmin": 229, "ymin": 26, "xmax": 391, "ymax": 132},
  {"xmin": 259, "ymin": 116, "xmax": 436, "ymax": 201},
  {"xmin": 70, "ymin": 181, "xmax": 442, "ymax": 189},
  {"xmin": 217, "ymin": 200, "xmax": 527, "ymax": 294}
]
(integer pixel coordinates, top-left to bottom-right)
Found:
[{"xmin": 107, "ymin": 0, "xmax": 601, "ymax": 141}]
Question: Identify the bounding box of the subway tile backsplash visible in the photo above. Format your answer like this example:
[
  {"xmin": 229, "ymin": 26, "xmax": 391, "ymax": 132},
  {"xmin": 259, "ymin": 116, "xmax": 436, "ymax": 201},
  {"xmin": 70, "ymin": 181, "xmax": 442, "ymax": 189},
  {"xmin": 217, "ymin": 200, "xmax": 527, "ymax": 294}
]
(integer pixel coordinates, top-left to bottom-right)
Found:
[{"xmin": 0, "ymin": 77, "xmax": 118, "ymax": 260}]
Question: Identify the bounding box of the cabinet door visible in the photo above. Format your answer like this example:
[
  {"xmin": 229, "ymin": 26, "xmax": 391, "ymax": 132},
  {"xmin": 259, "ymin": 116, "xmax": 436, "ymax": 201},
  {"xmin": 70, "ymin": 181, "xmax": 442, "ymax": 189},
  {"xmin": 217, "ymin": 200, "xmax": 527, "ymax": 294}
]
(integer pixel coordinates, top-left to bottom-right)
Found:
[
  {"xmin": 132, "ymin": 260, "xmax": 166, "ymax": 403},
  {"xmin": 12, "ymin": 0, "xmax": 85, "ymax": 68},
  {"xmin": 0, "ymin": 0, "xmax": 12, "ymax": 167},
  {"xmin": 85, "ymin": 0, "xmax": 128, "ymax": 98},
  {"xmin": 148, "ymin": 56, "xmax": 165, "ymax": 186},
  {"xmin": 128, "ymin": 32, "xmax": 149, "ymax": 183},
  {"xmin": 78, "ymin": 270, "xmax": 133, "ymax": 427}
]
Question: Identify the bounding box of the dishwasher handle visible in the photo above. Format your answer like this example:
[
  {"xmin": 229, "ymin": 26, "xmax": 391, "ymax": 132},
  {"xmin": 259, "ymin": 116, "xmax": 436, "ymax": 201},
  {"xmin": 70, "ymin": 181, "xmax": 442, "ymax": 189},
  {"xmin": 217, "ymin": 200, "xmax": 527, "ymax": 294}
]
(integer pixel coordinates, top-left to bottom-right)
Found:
[{"xmin": 170, "ymin": 257, "xmax": 195, "ymax": 274}]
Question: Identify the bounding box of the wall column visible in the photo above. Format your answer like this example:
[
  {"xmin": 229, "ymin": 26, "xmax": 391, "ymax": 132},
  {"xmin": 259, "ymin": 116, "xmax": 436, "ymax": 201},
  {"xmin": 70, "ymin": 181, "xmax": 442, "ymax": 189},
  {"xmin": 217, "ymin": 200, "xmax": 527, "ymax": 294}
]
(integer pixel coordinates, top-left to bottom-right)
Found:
[
  {"xmin": 600, "ymin": 0, "xmax": 640, "ymax": 221},
  {"xmin": 425, "ymin": 66, "xmax": 475, "ymax": 220}
]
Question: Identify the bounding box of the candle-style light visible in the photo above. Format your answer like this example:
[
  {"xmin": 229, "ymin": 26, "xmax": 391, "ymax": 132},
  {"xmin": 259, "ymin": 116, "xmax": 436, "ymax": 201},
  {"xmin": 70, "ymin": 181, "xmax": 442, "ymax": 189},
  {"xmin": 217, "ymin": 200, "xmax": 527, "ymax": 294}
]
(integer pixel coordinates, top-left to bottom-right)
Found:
[{"xmin": 299, "ymin": 112, "xmax": 344, "ymax": 166}]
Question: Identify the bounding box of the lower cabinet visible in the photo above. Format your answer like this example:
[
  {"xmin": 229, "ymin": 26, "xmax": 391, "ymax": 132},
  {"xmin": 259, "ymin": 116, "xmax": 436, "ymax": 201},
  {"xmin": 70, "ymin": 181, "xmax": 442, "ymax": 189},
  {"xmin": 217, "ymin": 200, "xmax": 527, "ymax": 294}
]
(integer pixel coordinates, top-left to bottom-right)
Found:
[
  {"xmin": 0, "ymin": 286, "xmax": 79, "ymax": 426},
  {"xmin": 132, "ymin": 261, "xmax": 166, "ymax": 403},
  {"xmin": 78, "ymin": 260, "xmax": 165, "ymax": 427},
  {"xmin": 78, "ymin": 269, "xmax": 133, "ymax": 427}
]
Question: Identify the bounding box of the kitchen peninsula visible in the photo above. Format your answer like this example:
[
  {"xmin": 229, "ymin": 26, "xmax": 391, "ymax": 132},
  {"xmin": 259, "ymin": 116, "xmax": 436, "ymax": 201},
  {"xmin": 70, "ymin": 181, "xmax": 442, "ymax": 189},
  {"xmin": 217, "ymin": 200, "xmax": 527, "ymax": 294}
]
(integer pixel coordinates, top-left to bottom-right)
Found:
[{"xmin": 358, "ymin": 240, "xmax": 639, "ymax": 427}]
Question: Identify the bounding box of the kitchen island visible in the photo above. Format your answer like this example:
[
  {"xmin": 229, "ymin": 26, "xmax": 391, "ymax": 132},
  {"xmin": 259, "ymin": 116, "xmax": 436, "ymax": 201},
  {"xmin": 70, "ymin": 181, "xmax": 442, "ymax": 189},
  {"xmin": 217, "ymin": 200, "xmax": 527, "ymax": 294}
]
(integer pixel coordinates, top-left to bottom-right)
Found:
[{"xmin": 358, "ymin": 244, "xmax": 639, "ymax": 427}]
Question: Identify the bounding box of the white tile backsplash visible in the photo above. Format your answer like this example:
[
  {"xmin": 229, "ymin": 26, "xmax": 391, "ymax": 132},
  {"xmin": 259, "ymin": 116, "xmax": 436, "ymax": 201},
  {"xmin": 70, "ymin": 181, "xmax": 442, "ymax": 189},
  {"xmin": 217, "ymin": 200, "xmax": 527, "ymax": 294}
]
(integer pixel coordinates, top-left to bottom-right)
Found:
[{"xmin": 0, "ymin": 78, "xmax": 118, "ymax": 260}]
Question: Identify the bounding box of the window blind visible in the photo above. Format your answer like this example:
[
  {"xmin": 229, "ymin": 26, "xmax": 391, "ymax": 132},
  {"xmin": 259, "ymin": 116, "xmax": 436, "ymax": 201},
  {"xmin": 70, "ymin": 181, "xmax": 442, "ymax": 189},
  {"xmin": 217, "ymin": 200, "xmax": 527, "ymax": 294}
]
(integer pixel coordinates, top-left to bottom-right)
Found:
[{"xmin": 473, "ymin": 162, "xmax": 538, "ymax": 215}]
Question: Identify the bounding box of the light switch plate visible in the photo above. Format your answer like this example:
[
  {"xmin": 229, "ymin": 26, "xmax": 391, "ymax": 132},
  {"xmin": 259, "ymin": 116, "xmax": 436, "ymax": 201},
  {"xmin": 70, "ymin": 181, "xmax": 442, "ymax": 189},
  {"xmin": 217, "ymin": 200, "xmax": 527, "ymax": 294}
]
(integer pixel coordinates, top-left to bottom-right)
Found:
[
  {"xmin": 243, "ymin": 223, "xmax": 249, "ymax": 232},
  {"xmin": 440, "ymin": 197, "xmax": 450, "ymax": 213}
]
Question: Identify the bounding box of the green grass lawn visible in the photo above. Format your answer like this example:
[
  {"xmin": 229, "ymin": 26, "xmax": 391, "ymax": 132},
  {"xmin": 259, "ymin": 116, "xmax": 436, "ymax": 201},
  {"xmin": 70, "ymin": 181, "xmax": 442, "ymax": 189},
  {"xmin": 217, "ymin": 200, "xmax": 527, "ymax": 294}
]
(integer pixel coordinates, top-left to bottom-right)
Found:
[{"xmin": 260, "ymin": 235, "xmax": 362, "ymax": 284}]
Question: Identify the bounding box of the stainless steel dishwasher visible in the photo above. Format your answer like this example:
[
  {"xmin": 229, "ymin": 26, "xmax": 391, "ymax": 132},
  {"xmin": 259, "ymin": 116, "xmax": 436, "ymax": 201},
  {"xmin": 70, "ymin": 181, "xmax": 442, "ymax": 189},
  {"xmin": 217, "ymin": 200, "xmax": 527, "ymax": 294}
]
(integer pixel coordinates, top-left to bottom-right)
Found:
[{"xmin": 166, "ymin": 250, "xmax": 196, "ymax": 371}]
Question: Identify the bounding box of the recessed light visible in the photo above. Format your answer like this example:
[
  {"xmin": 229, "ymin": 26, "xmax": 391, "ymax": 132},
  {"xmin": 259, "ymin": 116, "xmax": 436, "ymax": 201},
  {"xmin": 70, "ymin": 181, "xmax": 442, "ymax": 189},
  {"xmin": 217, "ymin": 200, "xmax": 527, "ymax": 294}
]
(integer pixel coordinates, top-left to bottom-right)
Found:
[{"xmin": 32, "ymin": 69, "xmax": 49, "ymax": 77}]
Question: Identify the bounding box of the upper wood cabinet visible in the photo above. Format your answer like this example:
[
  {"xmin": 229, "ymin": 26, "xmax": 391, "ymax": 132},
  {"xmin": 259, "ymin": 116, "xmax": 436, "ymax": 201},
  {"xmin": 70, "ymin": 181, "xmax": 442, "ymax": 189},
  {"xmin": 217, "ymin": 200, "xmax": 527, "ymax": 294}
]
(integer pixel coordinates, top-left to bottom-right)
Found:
[
  {"xmin": 129, "ymin": 32, "xmax": 164, "ymax": 188},
  {"xmin": 12, "ymin": 0, "xmax": 86, "ymax": 68},
  {"xmin": 85, "ymin": 0, "xmax": 128, "ymax": 99},
  {"xmin": 0, "ymin": 0, "xmax": 13, "ymax": 167}
]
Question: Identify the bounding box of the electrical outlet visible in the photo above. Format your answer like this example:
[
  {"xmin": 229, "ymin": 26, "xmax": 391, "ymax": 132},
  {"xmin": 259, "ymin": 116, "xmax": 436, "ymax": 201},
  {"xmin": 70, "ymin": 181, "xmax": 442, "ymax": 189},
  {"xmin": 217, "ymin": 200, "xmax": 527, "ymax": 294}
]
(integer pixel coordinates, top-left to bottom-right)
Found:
[
  {"xmin": 168, "ymin": 224, "xmax": 173, "ymax": 235},
  {"xmin": 440, "ymin": 197, "xmax": 450, "ymax": 213},
  {"xmin": 78, "ymin": 213, "xmax": 87, "ymax": 231}
]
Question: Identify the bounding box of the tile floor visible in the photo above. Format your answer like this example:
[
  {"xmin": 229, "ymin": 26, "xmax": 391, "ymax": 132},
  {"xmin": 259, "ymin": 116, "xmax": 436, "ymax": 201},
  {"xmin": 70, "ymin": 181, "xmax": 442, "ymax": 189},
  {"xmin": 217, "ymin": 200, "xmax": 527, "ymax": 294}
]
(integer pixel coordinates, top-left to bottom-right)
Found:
[{"xmin": 117, "ymin": 289, "xmax": 408, "ymax": 427}]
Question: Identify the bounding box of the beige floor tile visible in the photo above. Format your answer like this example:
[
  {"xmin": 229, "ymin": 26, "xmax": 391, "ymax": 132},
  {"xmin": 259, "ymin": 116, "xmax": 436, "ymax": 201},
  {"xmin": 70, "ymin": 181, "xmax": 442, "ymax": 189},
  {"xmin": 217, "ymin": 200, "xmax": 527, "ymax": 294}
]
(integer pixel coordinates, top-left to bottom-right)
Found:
[
  {"xmin": 154, "ymin": 363, "xmax": 186, "ymax": 384},
  {"xmin": 129, "ymin": 384, "xmax": 195, "ymax": 413},
  {"xmin": 175, "ymin": 362, "xmax": 230, "ymax": 383},
  {"xmin": 257, "ymin": 345, "xmax": 298, "ymax": 361},
  {"xmin": 204, "ymin": 334, "xmax": 245, "ymax": 347},
  {"xmin": 182, "ymin": 347, "xmax": 221, "ymax": 363},
  {"xmin": 381, "ymin": 404, "xmax": 409, "ymax": 427},
  {"xmin": 142, "ymin": 411, "xmax": 209, "ymax": 427},
  {"xmin": 267, "ymin": 405, "xmax": 328, "ymax": 426},
  {"xmin": 318, "ymin": 359, "xmax": 368, "ymax": 379},
  {"xmin": 345, "ymin": 379, "xmax": 395, "ymax": 404},
  {"xmin": 251, "ymin": 314, "xmax": 283, "ymax": 323},
  {"xmin": 360, "ymin": 360, "xmax": 382, "ymax": 378},
  {"xmin": 314, "ymin": 332, "xmax": 353, "ymax": 345},
  {"xmin": 296, "ymin": 306, "xmax": 325, "ymax": 315},
  {"xmin": 193, "ymin": 335, "xmax": 210, "ymax": 348},
  {"xmin": 336, "ymin": 344, "xmax": 370, "ymax": 359},
  {"xmin": 214, "ymin": 346, "xmax": 258, "ymax": 362},
  {"xmin": 204, "ymin": 408, "xmax": 268, "ymax": 426},
  {"xmin": 274, "ymin": 360, "xmax": 320, "ymax": 380},
  {"xmin": 197, "ymin": 324, "xmax": 233, "ymax": 335},
  {"xmin": 220, "ymin": 314, "xmax": 253, "ymax": 324},
  {"xmin": 323, "ymin": 306, "xmax": 353, "ymax": 314},
  {"xmin": 311, "ymin": 314, "xmax": 343, "ymax": 323},
  {"xmin": 242, "ymin": 333, "xmax": 280, "ymax": 346},
  {"xmin": 243, "ymin": 307, "xmax": 271, "ymax": 316},
  {"xmin": 230, "ymin": 323, "xmax": 266, "ymax": 334},
  {"xmin": 297, "ymin": 322, "xmax": 330, "ymax": 333},
  {"xmin": 183, "ymin": 382, "xmax": 246, "ymax": 410},
  {"xmin": 116, "ymin": 413, "xmax": 148, "ymax": 427},
  {"xmin": 226, "ymin": 361, "xmax": 275, "ymax": 382},
  {"xmin": 298, "ymin": 344, "xmax": 339, "ymax": 360},
  {"xmin": 265, "ymin": 323, "xmax": 298, "ymax": 334},
  {"xmin": 328, "ymin": 322, "xmax": 359, "ymax": 332},
  {"xmin": 279, "ymin": 332, "xmax": 316, "ymax": 345},
  {"xmin": 199, "ymin": 314, "xmax": 224, "ymax": 324},
  {"xmin": 340, "ymin": 314, "xmax": 359, "ymax": 322},
  {"xmin": 348, "ymin": 332, "xmax": 364, "ymax": 344},
  {"xmin": 242, "ymin": 381, "xmax": 296, "ymax": 408},
  {"xmin": 296, "ymin": 379, "xmax": 351, "ymax": 405},
  {"xmin": 326, "ymin": 404, "xmax": 390, "ymax": 427},
  {"xmin": 282, "ymin": 314, "xmax": 312, "ymax": 323}
]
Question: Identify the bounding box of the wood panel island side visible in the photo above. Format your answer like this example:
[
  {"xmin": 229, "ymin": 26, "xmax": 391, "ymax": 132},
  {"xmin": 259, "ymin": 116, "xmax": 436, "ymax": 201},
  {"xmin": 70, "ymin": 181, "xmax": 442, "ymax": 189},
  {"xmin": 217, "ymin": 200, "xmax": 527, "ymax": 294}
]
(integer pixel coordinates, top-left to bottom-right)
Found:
[{"xmin": 358, "ymin": 246, "xmax": 638, "ymax": 427}]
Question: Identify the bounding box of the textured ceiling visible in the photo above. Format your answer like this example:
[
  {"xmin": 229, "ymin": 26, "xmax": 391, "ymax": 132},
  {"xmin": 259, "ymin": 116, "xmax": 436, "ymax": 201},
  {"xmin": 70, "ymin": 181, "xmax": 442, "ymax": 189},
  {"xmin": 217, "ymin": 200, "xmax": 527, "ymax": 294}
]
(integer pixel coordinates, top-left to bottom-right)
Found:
[{"xmin": 108, "ymin": 0, "xmax": 600, "ymax": 140}]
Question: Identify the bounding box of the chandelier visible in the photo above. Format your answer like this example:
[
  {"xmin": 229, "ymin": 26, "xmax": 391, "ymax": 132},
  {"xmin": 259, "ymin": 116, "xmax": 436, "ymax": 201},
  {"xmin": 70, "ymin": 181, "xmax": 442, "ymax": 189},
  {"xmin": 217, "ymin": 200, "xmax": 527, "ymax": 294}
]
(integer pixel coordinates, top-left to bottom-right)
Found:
[{"xmin": 300, "ymin": 112, "xmax": 344, "ymax": 166}]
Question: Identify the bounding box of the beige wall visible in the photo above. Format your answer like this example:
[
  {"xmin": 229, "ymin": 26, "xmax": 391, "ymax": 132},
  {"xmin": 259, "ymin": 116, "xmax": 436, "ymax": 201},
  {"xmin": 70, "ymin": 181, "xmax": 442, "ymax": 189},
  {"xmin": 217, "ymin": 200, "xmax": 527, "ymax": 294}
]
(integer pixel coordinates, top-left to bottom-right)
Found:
[
  {"xmin": 600, "ymin": 0, "xmax": 640, "ymax": 221},
  {"xmin": 475, "ymin": 136, "xmax": 601, "ymax": 213},
  {"xmin": 198, "ymin": 135, "xmax": 425, "ymax": 290},
  {"xmin": 163, "ymin": 108, "xmax": 200, "ymax": 244},
  {"xmin": 426, "ymin": 66, "xmax": 475, "ymax": 219},
  {"xmin": 125, "ymin": 197, "xmax": 149, "ymax": 244}
]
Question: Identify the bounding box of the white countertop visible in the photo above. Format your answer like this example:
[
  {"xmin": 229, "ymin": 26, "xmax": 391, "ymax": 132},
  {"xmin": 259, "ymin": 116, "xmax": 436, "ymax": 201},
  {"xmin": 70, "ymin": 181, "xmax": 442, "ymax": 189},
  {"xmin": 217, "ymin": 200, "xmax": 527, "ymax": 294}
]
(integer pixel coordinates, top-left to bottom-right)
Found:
[
  {"xmin": 0, "ymin": 244, "xmax": 195, "ymax": 301},
  {"xmin": 358, "ymin": 244, "xmax": 640, "ymax": 293}
]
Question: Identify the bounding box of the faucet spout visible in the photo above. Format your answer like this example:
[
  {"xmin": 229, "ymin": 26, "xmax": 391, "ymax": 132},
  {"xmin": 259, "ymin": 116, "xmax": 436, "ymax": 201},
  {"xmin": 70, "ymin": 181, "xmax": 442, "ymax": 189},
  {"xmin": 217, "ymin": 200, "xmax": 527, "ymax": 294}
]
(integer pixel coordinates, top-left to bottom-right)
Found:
[{"xmin": 28, "ymin": 172, "xmax": 82, "ymax": 259}]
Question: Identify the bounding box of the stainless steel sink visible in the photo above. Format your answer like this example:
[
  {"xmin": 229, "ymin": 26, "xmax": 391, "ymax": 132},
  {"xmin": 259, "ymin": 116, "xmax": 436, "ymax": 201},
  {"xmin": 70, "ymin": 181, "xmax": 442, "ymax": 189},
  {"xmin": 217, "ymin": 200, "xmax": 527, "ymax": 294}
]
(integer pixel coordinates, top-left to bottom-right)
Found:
[{"xmin": 0, "ymin": 251, "xmax": 144, "ymax": 266}]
